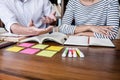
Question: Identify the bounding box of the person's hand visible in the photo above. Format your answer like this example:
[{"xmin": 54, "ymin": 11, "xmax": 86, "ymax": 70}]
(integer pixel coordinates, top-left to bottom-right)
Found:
[
  {"xmin": 28, "ymin": 20, "xmax": 53, "ymax": 36},
  {"xmin": 90, "ymin": 26, "xmax": 113, "ymax": 36},
  {"xmin": 75, "ymin": 32, "xmax": 94, "ymax": 37},
  {"xmin": 42, "ymin": 11, "xmax": 56, "ymax": 24}
]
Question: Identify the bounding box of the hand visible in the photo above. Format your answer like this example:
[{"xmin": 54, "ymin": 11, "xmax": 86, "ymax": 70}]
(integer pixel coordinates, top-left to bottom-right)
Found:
[
  {"xmin": 90, "ymin": 26, "xmax": 113, "ymax": 36},
  {"xmin": 42, "ymin": 11, "xmax": 56, "ymax": 24},
  {"xmin": 75, "ymin": 32, "xmax": 94, "ymax": 37},
  {"xmin": 28, "ymin": 20, "xmax": 53, "ymax": 36}
]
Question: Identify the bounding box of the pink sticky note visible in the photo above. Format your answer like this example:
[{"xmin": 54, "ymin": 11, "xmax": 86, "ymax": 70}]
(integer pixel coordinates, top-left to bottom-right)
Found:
[
  {"xmin": 20, "ymin": 48, "xmax": 40, "ymax": 54},
  {"xmin": 18, "ymin": 43, "xmax": 35, "ymax": 47}
]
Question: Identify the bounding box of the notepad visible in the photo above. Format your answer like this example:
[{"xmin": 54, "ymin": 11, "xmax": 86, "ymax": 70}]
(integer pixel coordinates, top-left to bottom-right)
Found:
[
  {"xmin": 46, "ymin": 46, "xmax": 63, "ymax": 51},
  {"xmin": 36, "ymin": 50, "xmax": 57, "ymax": 57},
  {"xmin": 32, "ymin": 44, "xmax": 49, "ymax": 49},
  {"xmin": 6, "ymin": 46, "xmax": 24, "ymax": 52},
  {"xmin": 20, "ymin": 48, "xmax": 40, "ymax": 54},
  {"xmin": 64, "ymin": 36, "xmax": 115, "ymax": 47}
]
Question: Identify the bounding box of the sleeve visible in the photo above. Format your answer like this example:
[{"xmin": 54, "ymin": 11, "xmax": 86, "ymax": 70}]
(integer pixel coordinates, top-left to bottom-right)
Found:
[
  {"xmin": 43, "ymin": 0, "xmax": 52, "ymax": 16},
  {"xmin": 94, "ymin": 0, "xmax": 119, "ymax": 40},
  {"xmin": 59, "ymin": 0, "xmax": 76, "ymax": 34},
  {"xmin": 0, "ymin": 1, "xmax": 18, "ymax": 32}
]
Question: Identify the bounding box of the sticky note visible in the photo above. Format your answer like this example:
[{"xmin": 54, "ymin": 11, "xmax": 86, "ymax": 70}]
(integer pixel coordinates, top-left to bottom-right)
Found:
[
  {"xmin": 46, "ymin": 46, "xmax": 63, "ymax": 51},
  {"xmin": 20, "ymin": 48, "xmax": 40, "ymax": 54},
  {"xmin": 6, "ymin": 46, "xmax": 24, "ymax": 52},
  {"xmin": 18, "ymin": 42, "xmax": 35, "ymax": 47},
  {"xmin": 32, "ymin": 44, "xmax": 49, "ymax": 49},
  {"xmin": 36, "ymin": 50, "xmax": 57, "ymax": 57}
]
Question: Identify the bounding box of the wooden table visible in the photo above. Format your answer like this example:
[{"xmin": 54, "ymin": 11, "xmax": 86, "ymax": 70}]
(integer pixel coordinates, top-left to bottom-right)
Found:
[{"xmin": 0, "ymin": 40, "xmax": 120, "ymax": 80}]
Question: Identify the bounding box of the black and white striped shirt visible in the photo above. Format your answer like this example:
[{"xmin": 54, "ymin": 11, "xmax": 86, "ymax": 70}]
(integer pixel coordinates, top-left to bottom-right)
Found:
[{"xmin": 59, "ymin": 0, "xmax": 119, "ymax": 39}]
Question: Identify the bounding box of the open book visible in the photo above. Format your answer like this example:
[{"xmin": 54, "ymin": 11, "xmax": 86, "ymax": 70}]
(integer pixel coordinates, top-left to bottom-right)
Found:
[
  {"xmin": 0, "ymin": 32, "xmax": 27, "ymax": 42},
  {"xmin": 20, "ymin": 32, "xmax": 68, "ymax": 44},
  {"xmin": 64, "ymin": 36, "xmax": 115, "ymax": 47}
]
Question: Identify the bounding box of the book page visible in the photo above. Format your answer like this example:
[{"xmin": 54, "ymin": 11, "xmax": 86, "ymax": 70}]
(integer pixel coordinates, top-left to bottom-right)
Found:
[
  {"xmin": 39, "ymin": 32, "xmax": 67, "ymax": 44},
  {"xmin": 64, "ymin": 36, "xmax": 89, "ymax": 46},
  {"xmin": 89, "ymin": 37, "xmax": 115, "ymax": 47},
  {"xmin": 20, "ymin": 32, "xmax": 67, "ymax": 44}
]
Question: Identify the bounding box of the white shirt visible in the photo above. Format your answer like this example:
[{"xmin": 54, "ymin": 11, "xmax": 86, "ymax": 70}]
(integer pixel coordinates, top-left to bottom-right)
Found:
[{"xmin": 0, "ymin": 0, "xmax": 52, "ymax": 32}]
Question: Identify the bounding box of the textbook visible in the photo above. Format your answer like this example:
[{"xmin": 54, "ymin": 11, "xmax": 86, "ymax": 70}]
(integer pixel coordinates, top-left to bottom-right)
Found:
[
  {"xmin": 0, "ymin": 32, "xmax": 28, "ymax": 42},
  {"xmin": 64, "ymin": 36, "xmax": 115, "ymax": 47},
  {"xmin": 20, "ymin": 32, "xmax": 68, "ymax": 44}
]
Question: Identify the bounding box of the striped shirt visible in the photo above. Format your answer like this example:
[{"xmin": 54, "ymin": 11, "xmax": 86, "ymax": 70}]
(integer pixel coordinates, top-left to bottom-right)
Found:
[
  {"xmin": 59, "ymin": 0, "xmax": 119, "ymax": 39},
  {"xmin": 0, "ymin": 0, "xmax": 52, "ymax": 32}
]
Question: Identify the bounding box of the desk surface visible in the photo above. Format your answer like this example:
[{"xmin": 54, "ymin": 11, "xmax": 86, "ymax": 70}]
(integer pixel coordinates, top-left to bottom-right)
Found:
[{"xmin": 0, "ymin": 40, "xmax": 120, "ymax": 80}]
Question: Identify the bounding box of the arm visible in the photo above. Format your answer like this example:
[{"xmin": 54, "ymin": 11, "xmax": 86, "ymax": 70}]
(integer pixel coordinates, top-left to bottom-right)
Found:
[
  {"xmin": 59, "ymin": 0, "xmax": 76, "ymax": 34},
  {"xmin": 11, "ymin": 20, "xmax": 53, "ymax": 35},
  {"xmin": 94, "ymin": 0, "xmax": 119, "ymax": 39},
  {"xmin": 0, "ymin": 1, "xmax": 18, "ymax": 32},
  {"xmin": 42, "ymin": 0, "xmax": 56, "ymax": 24}
]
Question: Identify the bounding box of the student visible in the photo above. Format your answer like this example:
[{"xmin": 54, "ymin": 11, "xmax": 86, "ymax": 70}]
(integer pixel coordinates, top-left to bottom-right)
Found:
[
  {"xmin": 59, "ymin": 0, "xmax": 119, "ymax": 39},
  {"xmin": 0, "ymin": 0, "xmax": 56, "ymax": 35}
]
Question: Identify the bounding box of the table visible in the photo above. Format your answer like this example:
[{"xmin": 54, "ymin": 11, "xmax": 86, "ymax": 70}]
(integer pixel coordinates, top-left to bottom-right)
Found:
[{"xmin": 0, "ymin": 40, "xmax": 120, "ymax": 80}]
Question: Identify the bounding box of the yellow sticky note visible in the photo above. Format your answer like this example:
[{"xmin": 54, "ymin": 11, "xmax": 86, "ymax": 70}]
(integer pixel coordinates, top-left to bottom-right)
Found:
[
  {"xmin": 32, "ymin": 44, "xmax": 49, "ymax": 49},
  {"xmin": 36, "ymin": 50, "xmax": 57, "ymax": 57},
  {"xmin": 6, "ymin": 46, "xmax": 24, "ymax": 52},
  {"xmin": 46, "ymin": 46, "xmax": 63, "ymax": 51}
]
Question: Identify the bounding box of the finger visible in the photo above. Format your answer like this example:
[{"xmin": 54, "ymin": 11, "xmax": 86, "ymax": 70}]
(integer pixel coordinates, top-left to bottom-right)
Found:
[
  {"xmin": 46, "ymin": 26, "xmax": 54, "ymax": 31},
  {"xmin": 46, "ymin": 17, "xmax": 51, "ymax": 24},
  {"xmin": 28, "ymin": 19, "xmax": 34, "ymax": 27},
  {"xmin": 49, "ymin": 11, "xmax": 56, "ymax": 21},
  {"xmin": 41, "ymin": 17, "xmax": 46, "ymax": 23}
]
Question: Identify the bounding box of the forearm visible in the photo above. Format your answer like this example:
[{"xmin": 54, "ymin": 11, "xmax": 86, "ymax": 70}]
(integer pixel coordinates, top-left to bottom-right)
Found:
[
  {"xmin": 74, "ymin": 25, "xmax": 90, "ymax": 34},
  {"xmin": 75, "ymin": 32, "xmax": 94, "ymax": 37},
  {"xmin": 11, "ymin": 23, "xmax": 54, "ymax": 36},
  {"xmin": 10, "ymin": 23, "xmax": 37, "ymax": 35}
]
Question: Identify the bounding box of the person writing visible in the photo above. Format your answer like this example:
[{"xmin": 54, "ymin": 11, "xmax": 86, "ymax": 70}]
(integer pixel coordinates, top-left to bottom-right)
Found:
[
  {"xmin": 59, "ymin": 0, "xmax": 119, "ymax": 39},
  {"xmin": 0, "ymin": 0, "xmax": 56, "ymax": 35}
]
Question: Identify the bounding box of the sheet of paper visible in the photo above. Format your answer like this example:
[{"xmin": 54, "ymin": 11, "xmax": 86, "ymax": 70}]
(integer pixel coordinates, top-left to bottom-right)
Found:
[
  {"xmin": 36, "ymin": 50, "xmax": 57, "ymax": 57},
  {"xmin": 6, "ymin": 46, "xmax": 24, "ymax": 52},
  {"xmin": 18, "ymin": 42, "xmax": 35, "ymax": 47},
  {"xmin": 20, "ymin": 48, "xmax": 40, "ymax": 54},
  {"xmin": 64, "ymin": 36, "xmax": 89, "ymax": 46},
  {"xmin": 89, "ymin": 37, "xmax": 115, "ymax": 47},
  {"xmin": 32, "ymin": 44, "xmax": 49, "ymax": 49},
  {"xmin": 46, "ymin": 46, "xmax": 63, "ymax": 51}
]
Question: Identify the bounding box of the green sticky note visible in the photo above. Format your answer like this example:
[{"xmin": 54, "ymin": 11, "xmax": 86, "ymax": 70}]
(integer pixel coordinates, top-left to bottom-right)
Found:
[
  {"xmin": 36, "ymin": 50, "xmax": 57, "ymax": 57},
  {"xmin": 32, "ymin": 44, "xmax": 49, "ymax": 49},
  {"xmin": 46, "ymin": 46, "xmax": 63, "ymax": 51},
  {"xmin": 6, "ymin": 46, "xmax": 24, "ymax": 52}
]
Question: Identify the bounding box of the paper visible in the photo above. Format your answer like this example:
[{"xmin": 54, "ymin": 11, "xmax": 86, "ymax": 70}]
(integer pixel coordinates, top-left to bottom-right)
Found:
[
  {"xmin": 64, "ymin": 36, "xmax": 88, "ymax": 46},
  {"xmin": 46, "ymin": 46, "xmax": 63, "ymax": 51},
  {"xmin": 20, "ymin": 48, "xmax": 40, "ymax": 54},
  {"xmin": 36, "ymin": 50, "xmax": 57, "ymax": 57},
  {"xmin": 18, "ymin": 42, "xmax": 35, "ymax": 47},
  {"xmin": 32, "ymin": 44, "xmax": 49, "ymax": 49},
  {"xmin": 6, "ymin": 46, "xmax": 24, "ymax": 52}
]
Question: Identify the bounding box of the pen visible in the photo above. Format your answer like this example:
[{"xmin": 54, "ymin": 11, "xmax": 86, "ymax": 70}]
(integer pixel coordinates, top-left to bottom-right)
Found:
[
  {"xmin": 76, "ymin": 48, "xmax": 85, "ymax": 58},
  {"xmin": 62, "ymin": 48, "xmax": 68, "ymax": 57}
]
